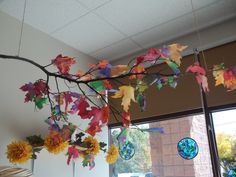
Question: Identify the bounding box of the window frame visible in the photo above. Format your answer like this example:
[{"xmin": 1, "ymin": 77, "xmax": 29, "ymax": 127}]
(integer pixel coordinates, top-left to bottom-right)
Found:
[{"xmin": 108, "ymin": 102, "xmax": 236, "ymax": 177}]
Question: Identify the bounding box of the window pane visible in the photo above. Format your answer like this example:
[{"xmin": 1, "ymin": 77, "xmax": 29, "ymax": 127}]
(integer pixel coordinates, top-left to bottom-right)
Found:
[
  {"xmin": 110, "ymin": 114, "xmax": 213, "ymax": 177},
  {"xmin": 212, "ymin": 109, "xmax": 236, "ymax": 177}
]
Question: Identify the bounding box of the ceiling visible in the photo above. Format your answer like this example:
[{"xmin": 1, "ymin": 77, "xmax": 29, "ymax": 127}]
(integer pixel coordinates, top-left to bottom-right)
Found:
[{"xmin": 0, "ymin": 0, "xmax": 236, "ymax": 61}]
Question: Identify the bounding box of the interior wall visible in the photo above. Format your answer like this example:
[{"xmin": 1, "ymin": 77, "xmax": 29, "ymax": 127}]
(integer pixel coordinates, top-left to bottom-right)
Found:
[
  {"xmin": 0, "ymin": 10, "xmax": 109, "ymax": 177},
  {"xmin": 108, "ymin": 42, "xmax": 236, "ymax": 125}
]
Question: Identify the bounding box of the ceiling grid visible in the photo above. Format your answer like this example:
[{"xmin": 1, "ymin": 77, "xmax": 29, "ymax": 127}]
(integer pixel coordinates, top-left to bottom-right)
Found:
[{"xmin": 0, "ymin": 0, "xmax": 236, "ymax": 60}]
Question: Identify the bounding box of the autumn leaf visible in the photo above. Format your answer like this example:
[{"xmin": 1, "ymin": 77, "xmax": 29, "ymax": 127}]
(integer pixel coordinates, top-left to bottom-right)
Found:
[
  {"xmin": 34, "ymin": 97, "xmax": 48, "ymax": 109},
  {"xmin": 186, "ymin": 62, "xmax": 206, "ymax": 75},
  {"xmin": 196, "ymin": 75, "xmax": 209, "ymax": 93},
  {"xmin": 86, "ymin": 124, "xmax": 102, "ymax": 136},
  {"xmin": 122, "ymin": 112, "xmax": 131, "ymax": 127},
  {"xmin": 145, "ymin": 48, "xmax": 160, "ymax": 61},
  {"xmin": 88, "ymin": 106, "xmax": 110, "ymax": 125},
  {"xmin": 89, "ymin": 80, "xmax": 105, "ymax": 93},
  {"xmin": 186, "ymin": 62, "xmax": 209, "ymax": 92},
  {"xmin": 83, "ymin": 106, "xmax": 109, "ymax": 136},
  {"xmin": 103, "ymin": 80, "xmax": 113, "ymax": 90},
  {"xmin": 213, "ymin": 65, "xmax": 225, "ymax": 86},
  {"xmin": 89, "ymin": 59, "xmax": 109, "ymax": 69},
  {"xmin": 111, "ymin": 65, "xmax": 129, "ymax": 76},
  {"xmin": 112, "ymin": 86, "xmax": 136, "ymax": 112},
  {"xmin": 136, "ymin": 80, "xmax": 148, "ymax": 93},
  {"xmin": 135, "ymin": 55, "xmax": 145, "ymax": 65},
  {"xmin": 69, "ymin": 97, "xmax": 90, "ymax": 119},
  {"xmin": 165, "ymin": 60, "xmax": 181, "ymax": 75},
  {"xmin": 168, "ymin": 44, "xmax": 188, "ymax": 66},
  {"xmin": 224, "ymin": 71, "xmax": 236, "ymax": 91},
  {"xmin": 76, "ymin": 70, "xmax": 92, "ymax": 81},
  {"xmin": 20, "ymin": 80, "xmax": 49, "ymax": 109},
  {"xmin": 136, "ymin": 94, "xmax": 146, "ymax": 112},
  {"xmin": 129, "ymin": 63, "xmax": 145, "ymax": 79},
  {"xmin": 52, "ymin": 54, "xmax": 76, "ymax": 75}
]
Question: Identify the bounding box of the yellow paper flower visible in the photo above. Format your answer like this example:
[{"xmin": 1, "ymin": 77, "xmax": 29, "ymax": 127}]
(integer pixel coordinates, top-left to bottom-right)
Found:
[
  {"xmin": 84, "ymin": 136, "xmax": 100, "ymax": 156},
  {"xmin": 44, "ymin": 134, "xmax": 68, "ymax": 154},
  {"xmin": 106, "ymin": 144, "xmax": 119, "ymax": 164},
  {"xmin": 6, "ymin": 141, "xmax": 33, "ymax": 164}
]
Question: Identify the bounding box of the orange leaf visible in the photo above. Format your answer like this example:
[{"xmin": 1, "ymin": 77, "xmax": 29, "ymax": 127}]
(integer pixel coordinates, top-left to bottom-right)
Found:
[
  {"xmin": 111, "ymin": 65, "xmax": 129, "ymax": 76},
  {"xmin": 129, "ymin": 64, "xmax": 145, "ymax": 79},
  {"xmin": 168, "ymin": 44, "xmax": 187, "ymax": 66}
]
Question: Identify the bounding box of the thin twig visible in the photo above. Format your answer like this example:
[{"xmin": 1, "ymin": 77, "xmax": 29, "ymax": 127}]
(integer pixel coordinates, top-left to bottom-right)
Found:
[{"xmin": 77, "ymin": 83, "xmax": 100, "ymax": 108}]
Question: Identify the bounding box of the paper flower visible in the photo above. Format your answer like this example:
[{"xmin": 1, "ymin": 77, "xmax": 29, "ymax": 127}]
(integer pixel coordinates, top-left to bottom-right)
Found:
[
  {"xmin": 84, "ymin": 136, "xmax": 100, "ymax": 156},
  {"xmin": 106, "ymin": 144, "xmax": 119, "ymax": 164},
  {"xmin": 6, "ymin": 141, "xmax": 33, "ymax": 164},
  {"xmin": 44, "ymin": 133, "xmax": 68, "ymax": 154}
]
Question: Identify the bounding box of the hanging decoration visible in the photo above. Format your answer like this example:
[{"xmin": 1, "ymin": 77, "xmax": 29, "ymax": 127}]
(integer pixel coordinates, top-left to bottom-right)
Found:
[
  {"xmin": 119, "ymin": 141, "xmax": 135, "ymax": 160},
  {"xmin": 213, "ymin": 63, "xmax": 236, "ymax": 91},
  {"xmin": 0, "ymin": 41, "xmax": 233, "ymax": 168},
  {"xmin": 177, "ymin": 137, "xmax": 199, "ymax": 160},
  {"xmin": 228, "ymin": 167, "xmax": 236, "ymax": 177},
  {"xmin": 116, "ymin": 128, "xmax": 135, "ymax": 160}
]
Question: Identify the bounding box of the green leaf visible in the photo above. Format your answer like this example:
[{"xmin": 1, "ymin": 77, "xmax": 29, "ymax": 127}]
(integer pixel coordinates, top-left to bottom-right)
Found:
[
  {"xmin": 136, "ymin": 80, "xmax": 148, "ymax": 93},
  {"xmin": 34, "ymin": 97, "xmax": 48, "ymax": 109},
  {"xmin": 156, "ymin": 83, "xmax": 162, "ymax": 90},
  {"xmin": 89, "ymin": 80, "xmax": 105, "ymax": 92}
]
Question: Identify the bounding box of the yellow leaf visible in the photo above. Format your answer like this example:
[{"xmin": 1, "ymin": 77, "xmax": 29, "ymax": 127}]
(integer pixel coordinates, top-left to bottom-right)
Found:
[
  {"xmin": 168, "ymin": 44, "xmax": 188, "ymax": 66},
  {"xmin": 112, "ymin": 86, "xmax": 136, "ymax": 112},
  {"xmin": 213, "ymin": 68, "xmax": 224, "ymax": 86}
]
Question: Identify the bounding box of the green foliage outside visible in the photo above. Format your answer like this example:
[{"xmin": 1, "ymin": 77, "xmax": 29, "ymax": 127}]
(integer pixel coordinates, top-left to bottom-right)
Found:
[
  {"xmin": 216, "ymin": 133, "xmax": 236, "ymax": 177},
  {"xmin": 111, "ymin": 127, "xmax": 152, "ymax": 177}
]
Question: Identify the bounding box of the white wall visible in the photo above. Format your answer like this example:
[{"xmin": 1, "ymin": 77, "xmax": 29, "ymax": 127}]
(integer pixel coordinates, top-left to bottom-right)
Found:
[{"xmin": 0, "ymin": 10, "xmax": 109, "ymax": 177}]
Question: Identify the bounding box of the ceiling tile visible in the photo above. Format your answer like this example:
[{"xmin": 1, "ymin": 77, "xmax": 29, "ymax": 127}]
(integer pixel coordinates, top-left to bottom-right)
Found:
[
  {"xmin": 90, "ymin": 39, "xmax": 142, "ymax": 61},
  {"xmin": 52, "ymin": 13, "xmax": 125, "ymax": 54},
  {"xmin": 95, "ymin": 0, "xmax": 218, "ymax": 36},
  {"xmin": 191, "ymin": 0, "xmax": 219, "ymax": 9},
  {"xmin": 0, "ymin": 0, "xmax": 89, "ymax": 34},
  {"xmin": 76, "ymin": 0, "xmax": 111, "ymax": 10},
  {"xmin": 0, "ymin": 0, "xmax": 25, "ymax": 20},
  {"xmin": 195, "ymin": 0, "xmax": 236, "ymax": 26},
  {"xmin": 25, "ymin": 0, "xmax": 89, "ymax": 33},
  {"xmin": 132, "ymin": 0, "xmax": 236, "ymax": 49},
  {"xmin": 132, "ymin": 14, "xmax": 195, "ymax": 48}
]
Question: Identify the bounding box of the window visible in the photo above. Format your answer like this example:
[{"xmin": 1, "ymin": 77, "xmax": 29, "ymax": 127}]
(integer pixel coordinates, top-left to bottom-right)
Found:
[
  {"xmin": 110, "ymin": 114, "xmax": 213, "ymax": 177},
  {"xmin": 212, "ymin": 109, "xmax": 236, "ymax": 177}
]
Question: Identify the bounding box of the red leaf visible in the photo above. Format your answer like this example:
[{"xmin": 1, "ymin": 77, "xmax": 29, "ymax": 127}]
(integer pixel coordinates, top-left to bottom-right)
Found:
[
  {"xmin": 122, "ymin": 112, "xmax": 131, "ymax": 127},
  {"xmin": 89, "ymin": 106, "xmax": 110, "ymax": 125},
  {"xmin": 186, "ymin": 62, "xmax": 209, "ymax": 92},
  {"xmin": 20, "ymin": 80, "xmax": 49, "ymax": 103},
  {"xmin": 186, "ymin": 62, "xmax": 206, "ymax": 75},
  {"xmin": 136, "ymin": 55, "xmax": 145, "ymax": 64},
  {"xmin": 70, "ymin": 97, "xmax": 90, "ymax": 119},
  {"xmin": 86, "ymin": 124, "xmax": 102, "ymax": 136},
  {"xmin": 145, "ymin": 48, "xmax": 160, "ymax": 61},
  {"xmin": 103, "ymin": 80, "xmax": 112, "ymax": 90},
  {"xmin": 52, "ymin": 54, "xmax": 76, "ymax": 75}
]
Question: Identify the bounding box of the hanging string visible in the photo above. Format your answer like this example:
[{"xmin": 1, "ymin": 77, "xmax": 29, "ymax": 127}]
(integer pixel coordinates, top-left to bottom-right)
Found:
[
  {"xmin": 190, "ymin": 0, "xmax": 208, "ymax": 71},
  {"xmin": 72, "ymin": 161, "xmax": 76, "ymax": 177},
  {"xmin": 17, "ymin": 0, "xmax": 27, "ymax": 57}
]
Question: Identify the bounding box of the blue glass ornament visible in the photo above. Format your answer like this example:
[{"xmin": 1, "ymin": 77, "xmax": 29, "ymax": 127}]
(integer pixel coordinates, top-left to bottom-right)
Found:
[
  {"xmin": 177, "ymin": 137, "xmax": 199, "ymax": 160},
  {"xmin": 119, "ymin": 141, "xmax": 135, "ymax": 160},
  {"xmin": 228, "ymin": 167, "xmax": 236, "ymax": 177}
]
